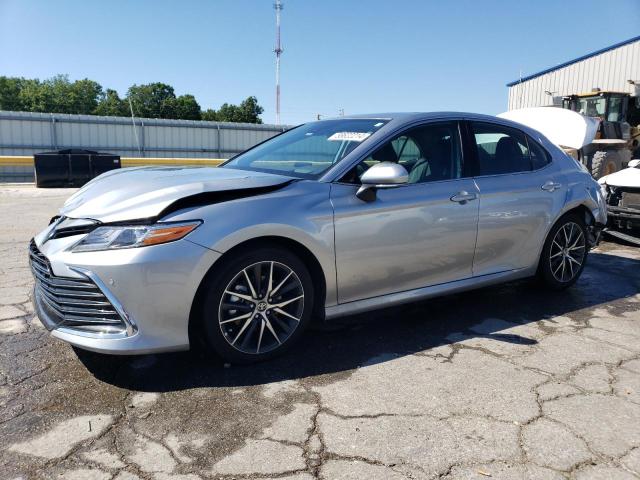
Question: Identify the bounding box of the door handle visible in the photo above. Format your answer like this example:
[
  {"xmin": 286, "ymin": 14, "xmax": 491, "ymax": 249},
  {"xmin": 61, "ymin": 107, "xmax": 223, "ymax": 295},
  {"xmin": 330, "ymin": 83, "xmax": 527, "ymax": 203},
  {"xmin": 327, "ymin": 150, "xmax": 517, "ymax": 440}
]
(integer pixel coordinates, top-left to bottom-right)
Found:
[
  {"xmin": 450, "ymin": 191, "xmax": 477, "ymax": 204},
  {"xmin": 541, "ymin": 181, "xmax": 562, "ymax": 192}
]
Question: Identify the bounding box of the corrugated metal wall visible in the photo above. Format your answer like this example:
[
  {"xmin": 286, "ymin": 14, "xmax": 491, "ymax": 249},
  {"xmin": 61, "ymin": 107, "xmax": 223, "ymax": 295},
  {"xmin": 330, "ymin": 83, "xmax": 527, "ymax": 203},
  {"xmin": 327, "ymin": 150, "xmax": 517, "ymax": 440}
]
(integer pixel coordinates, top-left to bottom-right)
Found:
[
  {"xmin": 508, "ymin": 39, "xmax": 640, "ymax": 110},
  {"xmin": 0, "ymin": 111, "xmax": 288, "ymax": 157},
  {"xmin": 0, "ymin": 111, "xmax": 289, "ymax": 181}
]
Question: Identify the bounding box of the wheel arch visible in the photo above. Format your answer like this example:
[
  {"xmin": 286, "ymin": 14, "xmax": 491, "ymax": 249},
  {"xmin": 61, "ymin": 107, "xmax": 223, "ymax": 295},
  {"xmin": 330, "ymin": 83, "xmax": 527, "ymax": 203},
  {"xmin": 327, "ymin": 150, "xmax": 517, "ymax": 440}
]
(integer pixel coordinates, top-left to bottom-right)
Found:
[
  {"xmin": 534, "ymin": 203, "xmax": 596, "ymax": 273},
  {"xmin": 188, "ymin": 235, "xmax": 328, "ymax": 349},
  {"xmin": 536, "ymin": 205, "xmax": 591, "ymax": 287},
  {"xmin": 548, "ymin": 203, "xmax": 596, "ymax": 245}
]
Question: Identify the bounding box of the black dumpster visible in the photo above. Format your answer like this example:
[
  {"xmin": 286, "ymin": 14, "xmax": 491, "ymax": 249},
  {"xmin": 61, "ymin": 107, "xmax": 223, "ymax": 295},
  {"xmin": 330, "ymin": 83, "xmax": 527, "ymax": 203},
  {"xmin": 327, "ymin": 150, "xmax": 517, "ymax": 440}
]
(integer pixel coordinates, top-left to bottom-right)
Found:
[{"xmin": 33, "ymin": 149, "xmax": 121, "ymax": 188}]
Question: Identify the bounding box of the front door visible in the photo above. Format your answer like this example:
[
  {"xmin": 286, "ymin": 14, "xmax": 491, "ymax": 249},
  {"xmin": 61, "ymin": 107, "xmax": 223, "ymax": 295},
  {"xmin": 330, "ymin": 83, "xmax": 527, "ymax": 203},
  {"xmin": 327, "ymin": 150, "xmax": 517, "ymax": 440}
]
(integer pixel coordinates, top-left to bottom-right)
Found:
[{"xmin": 330, "ymin": 121, "xmax": 480, "ymax": 304}]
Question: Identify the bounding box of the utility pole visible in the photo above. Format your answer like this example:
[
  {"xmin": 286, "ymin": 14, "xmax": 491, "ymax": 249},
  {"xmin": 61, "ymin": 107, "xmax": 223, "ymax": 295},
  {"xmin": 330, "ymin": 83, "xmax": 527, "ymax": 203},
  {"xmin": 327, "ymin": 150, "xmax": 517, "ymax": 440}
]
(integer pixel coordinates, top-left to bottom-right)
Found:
[{"xmin": 274, "ymin": 0, "xmax": 283, "ymax": 125}]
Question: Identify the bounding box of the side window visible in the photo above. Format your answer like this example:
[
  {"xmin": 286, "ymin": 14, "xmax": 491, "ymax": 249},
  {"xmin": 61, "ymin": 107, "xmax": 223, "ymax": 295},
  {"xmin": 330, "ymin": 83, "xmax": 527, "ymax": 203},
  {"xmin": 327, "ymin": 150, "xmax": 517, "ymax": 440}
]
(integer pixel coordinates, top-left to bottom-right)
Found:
[
  {"xmin": 471, "ymin": 122, "xmax": 531, "ymax": 175},
  {"xmin": 527, "ymin": 136, "xmax": 551, "ymax": 170},
  {"xmin": 340, "ymin": 122, "xmax": 463, "ymax": 184},
  {"xmin": 578, "ymin": 97, "xmax": 606, "ymax": 117},
  {"xmin": 607, "ymin": 96, "xmax": 623, "ymax": 122},
  {"xmin": 392, "ymin": 136, "xmax": 422, "ymax": 166}
]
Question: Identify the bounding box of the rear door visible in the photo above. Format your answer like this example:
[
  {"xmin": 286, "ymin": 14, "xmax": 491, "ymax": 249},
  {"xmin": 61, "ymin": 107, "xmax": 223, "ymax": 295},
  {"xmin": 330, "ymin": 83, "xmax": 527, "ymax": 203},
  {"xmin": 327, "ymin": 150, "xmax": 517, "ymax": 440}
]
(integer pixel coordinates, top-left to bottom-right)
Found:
[
  {"xmin": 467, "ymin": 121, "xmax": 567, "ymax": 275},
  {"xmin": 331, "ymin": 121, "xmax": 480, "ymax": 304}
]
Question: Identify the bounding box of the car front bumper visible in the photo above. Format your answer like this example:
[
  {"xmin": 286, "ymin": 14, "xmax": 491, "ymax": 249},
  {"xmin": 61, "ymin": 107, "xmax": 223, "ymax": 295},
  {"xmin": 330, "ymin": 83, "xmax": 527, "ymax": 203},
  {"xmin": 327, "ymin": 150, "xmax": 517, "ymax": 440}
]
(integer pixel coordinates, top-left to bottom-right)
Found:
[
  {"xmin": 607, "ymin": 205, "xmax": 640, "ymax": 231},
  {"xmin": 31, "ymin": 235, "xmax": 221, "ymax": 355}
]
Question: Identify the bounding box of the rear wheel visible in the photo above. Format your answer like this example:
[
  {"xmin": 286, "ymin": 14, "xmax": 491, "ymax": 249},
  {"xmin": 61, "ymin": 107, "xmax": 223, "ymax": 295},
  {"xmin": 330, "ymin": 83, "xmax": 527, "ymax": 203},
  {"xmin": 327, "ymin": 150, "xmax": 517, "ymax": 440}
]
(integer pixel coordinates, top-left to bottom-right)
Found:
[
  {"xmin": 538, "ymin": 214, "xmax": 588, "ymax": 290},
  {"xmin": 199, "ymin": 247, "xmax": 314, "ymax": 363}
]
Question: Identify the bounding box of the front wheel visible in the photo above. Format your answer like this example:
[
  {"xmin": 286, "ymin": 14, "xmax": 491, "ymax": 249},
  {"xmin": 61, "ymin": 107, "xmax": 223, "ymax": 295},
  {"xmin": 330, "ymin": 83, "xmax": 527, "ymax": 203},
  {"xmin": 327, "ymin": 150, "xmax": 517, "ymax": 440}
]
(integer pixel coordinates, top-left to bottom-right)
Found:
[
  {"xmin": 537, "ymin": 214, "xmax": 588, "ymax": 290},
  {"xmin": 199, "ymin": 247, "xmax": 314, "ymax": 364}
]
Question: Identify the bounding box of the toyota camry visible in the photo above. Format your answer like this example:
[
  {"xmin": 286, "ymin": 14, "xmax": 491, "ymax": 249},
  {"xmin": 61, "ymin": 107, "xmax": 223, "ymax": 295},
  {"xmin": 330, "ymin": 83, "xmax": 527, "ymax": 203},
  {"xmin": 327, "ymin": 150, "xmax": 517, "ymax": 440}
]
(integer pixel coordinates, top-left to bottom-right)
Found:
[{"xmin": 30, "ymin": 113, "xmax": 607, "ymax": 363}]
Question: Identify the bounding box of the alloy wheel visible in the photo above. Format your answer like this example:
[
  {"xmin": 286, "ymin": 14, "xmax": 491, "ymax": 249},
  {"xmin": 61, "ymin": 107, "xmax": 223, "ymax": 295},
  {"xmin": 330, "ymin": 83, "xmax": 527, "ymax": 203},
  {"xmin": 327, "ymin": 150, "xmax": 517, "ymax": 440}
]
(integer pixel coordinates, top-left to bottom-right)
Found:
[
  {"xmin": 218, "ymin": 261, "xmax": 304, "ymax": 355},
  {"xmin": 549, "ymin": 222, "xmax": 586, "ymax": 283}
]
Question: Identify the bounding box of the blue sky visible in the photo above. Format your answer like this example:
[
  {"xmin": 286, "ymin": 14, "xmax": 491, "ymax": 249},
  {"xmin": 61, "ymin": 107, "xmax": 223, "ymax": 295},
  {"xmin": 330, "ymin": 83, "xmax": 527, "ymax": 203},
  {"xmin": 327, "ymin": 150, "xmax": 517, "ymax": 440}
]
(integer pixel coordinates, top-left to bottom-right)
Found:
[{"xmin": 1, "ymin": 0, "xmax": 639, "ymax": 125}]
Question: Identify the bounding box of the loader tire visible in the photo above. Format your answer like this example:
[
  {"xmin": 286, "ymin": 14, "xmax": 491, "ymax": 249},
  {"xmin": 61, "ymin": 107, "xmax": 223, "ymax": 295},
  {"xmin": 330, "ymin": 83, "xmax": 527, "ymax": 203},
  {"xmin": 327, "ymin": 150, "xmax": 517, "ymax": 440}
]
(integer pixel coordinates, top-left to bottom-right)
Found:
[{"xmin": 590, "ymin": 150, "xmax": 621, "ymax": 179}]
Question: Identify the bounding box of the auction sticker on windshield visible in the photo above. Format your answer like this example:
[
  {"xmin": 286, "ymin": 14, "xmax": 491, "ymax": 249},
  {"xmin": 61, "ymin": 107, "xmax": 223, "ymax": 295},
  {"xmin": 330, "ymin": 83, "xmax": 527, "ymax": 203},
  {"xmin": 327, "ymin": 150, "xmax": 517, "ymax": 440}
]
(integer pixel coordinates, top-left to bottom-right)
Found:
[{"xmin": 327, "ymin": 132, "xmax": 372, "ymax": 142}]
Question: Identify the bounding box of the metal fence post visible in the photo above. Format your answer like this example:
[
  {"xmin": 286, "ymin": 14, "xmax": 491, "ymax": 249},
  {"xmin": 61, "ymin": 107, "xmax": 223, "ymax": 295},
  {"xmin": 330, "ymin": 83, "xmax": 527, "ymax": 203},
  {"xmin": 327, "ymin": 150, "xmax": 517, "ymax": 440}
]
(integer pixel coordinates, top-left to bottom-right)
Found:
[
  {"xmin": 141, "ymin": 121, "xmax": 146, "ymax": 157},
  {"xmin": 50, "ymin": 115, "xmax": 58, "ymax": 150},
  {"xmin": 217, "ymin": 124, "xmax": 222, "ymax": 158}
]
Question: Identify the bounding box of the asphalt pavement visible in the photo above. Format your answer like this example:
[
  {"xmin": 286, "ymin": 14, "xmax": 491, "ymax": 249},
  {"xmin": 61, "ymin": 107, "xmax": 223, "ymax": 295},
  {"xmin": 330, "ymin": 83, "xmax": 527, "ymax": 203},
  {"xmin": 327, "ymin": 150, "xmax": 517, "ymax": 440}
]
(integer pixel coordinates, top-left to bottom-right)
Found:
[{"xmin": 1, "ymin": 184, "xmax": 639, "ymax": 480}]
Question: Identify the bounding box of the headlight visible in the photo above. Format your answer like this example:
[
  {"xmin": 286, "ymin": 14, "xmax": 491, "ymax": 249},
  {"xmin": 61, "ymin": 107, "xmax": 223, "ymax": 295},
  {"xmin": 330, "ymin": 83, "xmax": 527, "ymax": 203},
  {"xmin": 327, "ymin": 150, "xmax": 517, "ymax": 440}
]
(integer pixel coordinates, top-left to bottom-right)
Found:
[{"xmin": 70, "ymin": 221, "xmax": 201, "ymax": 252}]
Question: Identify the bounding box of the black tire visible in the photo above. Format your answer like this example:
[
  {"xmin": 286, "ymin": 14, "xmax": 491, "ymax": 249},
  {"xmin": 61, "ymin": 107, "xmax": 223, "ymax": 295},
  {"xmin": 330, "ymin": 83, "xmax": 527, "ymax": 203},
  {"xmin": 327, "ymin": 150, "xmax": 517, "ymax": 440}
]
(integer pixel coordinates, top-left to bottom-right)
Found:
[
  {"xmin": 590, "ymin": 150, "xmax": 621, "ymax": 179},
  {"xmin": 198, "ymin": 246, "xmax": 314, "ymax": 364},
  {"xmin": 537, "ymin": 214, "xmax": 589, "ymax": 290}
]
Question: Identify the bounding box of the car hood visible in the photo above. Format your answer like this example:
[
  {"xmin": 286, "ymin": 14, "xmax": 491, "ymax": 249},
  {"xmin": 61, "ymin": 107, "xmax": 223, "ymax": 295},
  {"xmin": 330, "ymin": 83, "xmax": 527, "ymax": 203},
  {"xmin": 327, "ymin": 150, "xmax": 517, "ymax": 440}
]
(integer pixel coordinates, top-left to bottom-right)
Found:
[
  {"xmin": 60, "ymin": 166, "xmax": 294, "ymax": 223},
  {"xmin": 599, "ymin": 166, "xmax": 640, "ymax": 188},
  {"xmin": 498, "ymin": 107, "xmax": 600, "ymax": 150}
]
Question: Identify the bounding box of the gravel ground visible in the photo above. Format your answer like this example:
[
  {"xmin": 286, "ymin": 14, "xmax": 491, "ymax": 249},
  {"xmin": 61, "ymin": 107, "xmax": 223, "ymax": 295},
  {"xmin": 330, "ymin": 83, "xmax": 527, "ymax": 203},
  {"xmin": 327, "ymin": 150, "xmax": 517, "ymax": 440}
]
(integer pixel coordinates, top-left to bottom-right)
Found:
[{"xmin": 1, "ymin": 184, "xmax": 639, "ymax": 480}]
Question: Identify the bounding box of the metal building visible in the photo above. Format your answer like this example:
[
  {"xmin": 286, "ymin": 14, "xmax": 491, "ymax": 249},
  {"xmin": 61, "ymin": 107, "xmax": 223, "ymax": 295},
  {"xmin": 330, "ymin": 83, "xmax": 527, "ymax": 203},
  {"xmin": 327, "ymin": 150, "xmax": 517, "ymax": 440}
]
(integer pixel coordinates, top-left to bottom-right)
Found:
[{"xmin": 507, "ymin": 35, "xmax": 640, "ymax": 110}]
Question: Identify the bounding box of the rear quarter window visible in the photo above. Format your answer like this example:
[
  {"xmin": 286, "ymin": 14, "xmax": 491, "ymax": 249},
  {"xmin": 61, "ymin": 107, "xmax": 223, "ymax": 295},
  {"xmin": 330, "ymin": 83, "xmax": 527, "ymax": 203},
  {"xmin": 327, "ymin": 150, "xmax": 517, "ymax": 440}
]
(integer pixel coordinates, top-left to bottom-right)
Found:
[{"xmin": 527, "ymin": 136, "xmax": 552, "ymax": 170}]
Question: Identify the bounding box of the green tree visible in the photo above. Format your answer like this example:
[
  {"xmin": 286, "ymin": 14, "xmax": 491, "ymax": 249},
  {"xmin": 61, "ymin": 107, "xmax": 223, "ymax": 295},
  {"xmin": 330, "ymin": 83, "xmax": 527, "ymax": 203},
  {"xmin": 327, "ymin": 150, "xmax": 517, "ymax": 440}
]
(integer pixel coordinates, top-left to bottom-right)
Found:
[
  {"xmin": 0, "ymin": 75, "xmax": 264, "ymax": 124},
  {"xmin": 7, "ymin": 75, "xmax": 103, "ymax": 114},
  {"xmin": 201, "ymin": 108, "xmax": 218, "ymax": 121},
  {"xmin": 0, "ymin": 76, "xmax": 25, "ymax": 111},
  {"xmin": 202, "ymin": 96, "xmax": 264, "ymax": 123},
  {"xmin": 18, "ymin": 78, "xmax": 50, "ymax": 112},
  {"xmin": 126, "ymin": 82, "xmax": 177, "ymax": 119},
  {"xmin": 237, "ymin": 96, "xmax": 264, "ymax": 124},
  {"xmin": 94, "ymin": 89, "xmax": 129, "ymax": 117},
  {"xmin": 172, "ymin": 94, "xmax": 201, "ymax": 120},
  {"xmin": 43, "ymin": 75, "xmax": 74, "ymax": 113},
  {"xmin": 67, "ymin": 78, "xmax": 103, "ymax": 114}
]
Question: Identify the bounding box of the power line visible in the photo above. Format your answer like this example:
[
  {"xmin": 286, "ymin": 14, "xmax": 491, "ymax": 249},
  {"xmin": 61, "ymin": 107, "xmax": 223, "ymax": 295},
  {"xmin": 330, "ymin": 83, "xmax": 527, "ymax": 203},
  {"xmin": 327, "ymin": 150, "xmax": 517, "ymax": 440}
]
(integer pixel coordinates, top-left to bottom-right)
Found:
[{"xmin": 127, "ymin": 97, "xmax": 142, "ymax": 156}]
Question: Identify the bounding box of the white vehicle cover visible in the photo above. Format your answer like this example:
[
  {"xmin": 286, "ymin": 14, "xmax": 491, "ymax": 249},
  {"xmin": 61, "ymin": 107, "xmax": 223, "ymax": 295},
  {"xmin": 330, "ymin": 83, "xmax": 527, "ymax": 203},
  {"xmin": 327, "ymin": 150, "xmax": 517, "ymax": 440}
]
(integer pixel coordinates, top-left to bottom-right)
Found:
[
  {"xmin": 599, "ymin": 162, "xmax": 640, "ymax": 188},
  {"xmin": 498, "ymin": 107, "xmax": 600, "ymax": 150}
]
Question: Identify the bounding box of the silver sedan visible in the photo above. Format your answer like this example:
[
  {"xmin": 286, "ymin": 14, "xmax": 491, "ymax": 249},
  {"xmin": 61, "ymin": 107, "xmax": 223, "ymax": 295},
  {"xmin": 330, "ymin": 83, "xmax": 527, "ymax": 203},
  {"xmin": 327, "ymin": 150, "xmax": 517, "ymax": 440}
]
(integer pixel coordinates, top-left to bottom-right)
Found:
[{"xmin": 30, "ymin": 112, "xmax": 607, "ymax": 363}]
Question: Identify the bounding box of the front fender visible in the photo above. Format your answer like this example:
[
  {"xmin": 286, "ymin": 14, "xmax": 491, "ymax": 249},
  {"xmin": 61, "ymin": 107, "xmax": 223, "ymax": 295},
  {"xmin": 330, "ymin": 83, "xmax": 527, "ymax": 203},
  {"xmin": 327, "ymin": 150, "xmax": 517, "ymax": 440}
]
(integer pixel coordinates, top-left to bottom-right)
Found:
[{"xmin": 162, "ymin": 181, "xmax": 338, "ymax": 306}]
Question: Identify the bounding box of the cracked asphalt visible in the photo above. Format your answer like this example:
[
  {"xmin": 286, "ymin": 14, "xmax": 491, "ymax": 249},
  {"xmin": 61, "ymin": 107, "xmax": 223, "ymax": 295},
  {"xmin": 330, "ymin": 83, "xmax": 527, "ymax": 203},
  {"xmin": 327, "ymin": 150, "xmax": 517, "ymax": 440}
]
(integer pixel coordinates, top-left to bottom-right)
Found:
[{"xmin": 1, "ymin": 184, "xmax": 640, "ymax": 480}]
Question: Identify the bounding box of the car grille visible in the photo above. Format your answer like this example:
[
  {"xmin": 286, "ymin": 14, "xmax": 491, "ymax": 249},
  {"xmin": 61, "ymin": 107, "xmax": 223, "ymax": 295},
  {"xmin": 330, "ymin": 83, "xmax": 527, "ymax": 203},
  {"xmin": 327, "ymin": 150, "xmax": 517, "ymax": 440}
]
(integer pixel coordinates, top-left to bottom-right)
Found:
[{"xmin": 29, "ymin": 239, "xmax": 127, "ymax": 335}]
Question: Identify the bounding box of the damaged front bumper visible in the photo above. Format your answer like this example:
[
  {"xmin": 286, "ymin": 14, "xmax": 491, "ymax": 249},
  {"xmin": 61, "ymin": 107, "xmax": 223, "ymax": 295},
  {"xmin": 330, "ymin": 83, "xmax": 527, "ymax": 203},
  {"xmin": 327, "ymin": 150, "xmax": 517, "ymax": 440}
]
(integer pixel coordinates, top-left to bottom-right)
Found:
[
  {"xmin": 605, "ymin": 206, "xmax": 640, "ymax": 245},
  {"xmin": 30, "ymin": 234, "xmax": 221, "ymax": 354},
  {"xmin": 607, "ymin": 205, "xmax": 640, "ymax": 231},
  {"xmin": 603, "ymin": 186, "xmax": 640, "ymax": 244}
]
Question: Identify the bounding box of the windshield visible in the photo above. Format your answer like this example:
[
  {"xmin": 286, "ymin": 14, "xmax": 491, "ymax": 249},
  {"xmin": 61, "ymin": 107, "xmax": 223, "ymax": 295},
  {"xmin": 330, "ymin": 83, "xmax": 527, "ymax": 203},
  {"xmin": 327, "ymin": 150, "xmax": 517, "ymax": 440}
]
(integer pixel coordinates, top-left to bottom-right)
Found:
[
  {"xmin": 222, "ymin": 118, "xmax": 388, "ymax": 178},
  {"xmin": 576, "ymin": 96, "xmax": 606, "ymax": 118}
]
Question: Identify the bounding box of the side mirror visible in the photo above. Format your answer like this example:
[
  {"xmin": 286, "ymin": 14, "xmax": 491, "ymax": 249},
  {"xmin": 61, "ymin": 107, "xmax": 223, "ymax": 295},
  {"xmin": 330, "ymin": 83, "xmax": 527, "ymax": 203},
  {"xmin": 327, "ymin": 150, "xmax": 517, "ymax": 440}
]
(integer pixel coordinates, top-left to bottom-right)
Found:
[
  {"xmin": 356, "ymin": 162, "xmax": 409, "ymax": 201},
  {"xmin": 628, "ymin": 159, "xmax": 640, "ymax": 168}
]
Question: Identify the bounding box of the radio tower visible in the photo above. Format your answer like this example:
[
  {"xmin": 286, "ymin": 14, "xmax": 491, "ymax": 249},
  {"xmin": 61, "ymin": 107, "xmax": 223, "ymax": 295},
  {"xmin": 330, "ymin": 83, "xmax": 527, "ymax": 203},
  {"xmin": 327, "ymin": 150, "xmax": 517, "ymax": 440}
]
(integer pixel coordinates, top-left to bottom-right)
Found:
[{"xmin": 274, "ymin": 0, "xmax": 283, "ymax": 125}]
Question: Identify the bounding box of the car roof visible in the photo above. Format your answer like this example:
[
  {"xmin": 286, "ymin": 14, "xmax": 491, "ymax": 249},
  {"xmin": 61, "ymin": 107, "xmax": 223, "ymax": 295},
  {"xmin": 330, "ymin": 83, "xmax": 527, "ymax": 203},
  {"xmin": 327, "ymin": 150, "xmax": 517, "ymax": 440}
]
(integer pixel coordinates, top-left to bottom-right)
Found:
[
  {"xmin": 333, "ymin": 111, "xmax": 508, "ymax": 124},
  {"xmin": 331, "ymin": 111, "xmax": 538, "ymax": 133}
]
